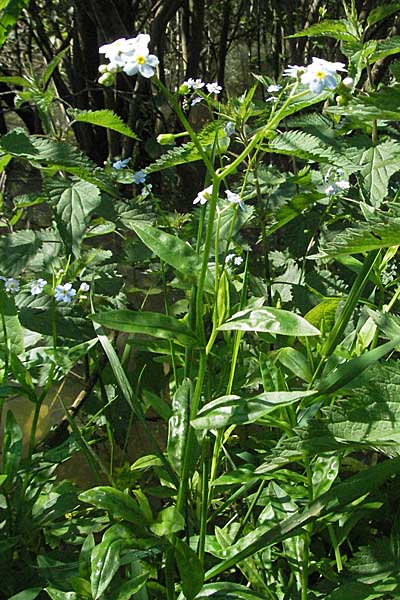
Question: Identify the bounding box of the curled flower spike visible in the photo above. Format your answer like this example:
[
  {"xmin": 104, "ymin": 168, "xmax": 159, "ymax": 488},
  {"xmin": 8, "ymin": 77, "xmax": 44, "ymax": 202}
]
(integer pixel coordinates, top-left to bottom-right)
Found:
[{"xmin": 55, "ymin": 283, "xmax": 77, "ymax": 303}]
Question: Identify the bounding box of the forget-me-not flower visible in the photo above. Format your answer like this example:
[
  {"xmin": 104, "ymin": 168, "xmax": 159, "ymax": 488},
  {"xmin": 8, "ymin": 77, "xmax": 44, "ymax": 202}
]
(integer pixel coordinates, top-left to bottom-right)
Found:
[{"xmin": 55, "ymin": 283, "xmax": 77, "ymax": 303}]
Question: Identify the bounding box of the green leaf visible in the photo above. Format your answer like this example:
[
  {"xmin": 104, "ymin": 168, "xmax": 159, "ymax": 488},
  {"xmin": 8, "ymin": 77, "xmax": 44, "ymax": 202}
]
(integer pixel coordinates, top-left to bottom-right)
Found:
[
  {"xmin": 91, "ymin": 310, "xmax": 198, "ymax": 347},
  {"xmin": 0, "ymin": 229, "xmax": 42, "ymax": 276},
  {"xmin": 0, "ymin": 74, "xmax": 32, "ymax": 87},
  {"xmin": 205, "ymin": 456, "xmax": 400, "ymax": 580},
  {"xmin": 218, "ymin": 307, "xmax": 320, "ymax": 336},
  {"xmin": 115, "ymin": 573, "xmax": 149, "ymax": 600},
  {"xmin": 318, "ymin": 337, "xmax": 400, "ymax": 396},
  {"xmin": 79, "ymin": 486, "xmax": 151, "ymax": 525},
  {"xmin": 191, "ymin": 390, "xmax": 317, "ymax": 430},
  {"xmin": 44, "ymin": 590, "xmax": 78, "ymax": 600},
  {"xmin": 45, "ymin": 178, "xmax": 101, "ymax": 257},
  {"xmin": 369, "ymin": 36, "xmax": 400, "ymax": 63},
  {"xmin": 70, "ymin": 109, "xmax": 139, "ymax": 140},
  {"xmin": 320, "ymin": 220, "xmax": 400, "ymax": 256},
  {"xmin": 358, "ymin": 141, "xmax": 400, "ymax": 206},
  {"xmin": 304, "ymin": 299, "xmax": 341, "ymax": 337},
  {"xmin": 175, "ymin": 539, "xmax": 204, "ymax": 600},
  {"xmin": 192, "ymin": 583, "xmax": 266, "ymax": 599},
  {"xmin": 0, "ymin": 287, "xmax": 24, "ymax": 355},
  {"xmin": 42, "ymin": 47, "xmax": 69, "ymax": 87},
  {"xmin": 7, "ymin": 589, "xmax": 42, "ymax": 600},
  {"xmin": 130, "ymin": 222, "xmax": 213, "ymax": 291},
  {"xmin": 91, "ymin": 538, "xmax": 124, "ymax": 600},
  {"xmin": 167, "ymin": 378, "xmax": 191, "ymax": 475},
  {"xmin": 269, "ymin": 130, "xmax": 352, "ymax": 168},
  {"xmin": 1, "ymin": 410, "xmax": 22, "ymax": 483},
  {"xmin": 0, "ymin": 0, "xmax": 29, "ymax": 49},
  {"xmin": 287, "ymin": 19, "xmax": 357, "ymax": 41},
  {"xmin": 368, "ymin": 3, "xmax": 400, "ymax": 27},
  {"xmin": 150, "ymin": 505, "xmax": 184, "ymax": 536}
]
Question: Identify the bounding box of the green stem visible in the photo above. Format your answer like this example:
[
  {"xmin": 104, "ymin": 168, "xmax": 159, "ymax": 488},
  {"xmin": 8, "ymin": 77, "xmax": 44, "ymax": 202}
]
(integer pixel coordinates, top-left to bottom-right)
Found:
[
  {"xmin": 198, "ymin": 436, "xmax": 209, "ymax": 564},
  {"xmin": 328, "ymin": 523, "xmax": 343, "ymax": 572}
]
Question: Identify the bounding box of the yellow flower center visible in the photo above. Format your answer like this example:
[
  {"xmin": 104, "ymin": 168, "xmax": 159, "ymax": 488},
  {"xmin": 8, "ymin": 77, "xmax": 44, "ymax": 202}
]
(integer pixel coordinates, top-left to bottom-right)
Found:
[
  {"xmin": 136, "ymin": 55, "xmax": 146, "ymax": 64},
  {"xmin": 315, "ymin": 70, "xmax": 325, "ymax": 79}
]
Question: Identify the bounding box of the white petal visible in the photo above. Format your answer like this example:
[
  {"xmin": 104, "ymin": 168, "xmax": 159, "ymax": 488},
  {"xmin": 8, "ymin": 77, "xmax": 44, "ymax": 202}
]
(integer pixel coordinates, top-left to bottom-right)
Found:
[
  {"xmin": 139, "ymin": 63, "xmax": 155, "ymax": 78},
  {"xmin": 146, "ymin": 54, "xmax": 159, "ymax": 67},
  {"xmin": 123, "ymin": 62, "xmax": 139, "ymax": 76}
]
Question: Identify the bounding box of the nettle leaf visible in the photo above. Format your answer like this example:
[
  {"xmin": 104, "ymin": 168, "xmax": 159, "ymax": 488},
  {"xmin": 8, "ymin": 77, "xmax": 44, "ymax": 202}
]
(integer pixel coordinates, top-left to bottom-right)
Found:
[
  {"xmin": 191, "ymin": 390, "xmax": 316, "ymax": 430},
  {"xmin": 320, "ymin": 220, "xmax": 400, "ymax": 256},
  {"xmin": 70, "ymin": 109, "xmax": 139, "ymax": 140},
  {"xmin": 369, "ymin": 36, "xmax": 400, "ymax": 63},
  {"xmin": 0, "ymin": 229, "xmax": 42, "ymax": 276},
  {"xmin": 358, "ymin": 141, "xmax": 400, "ymax": 206},
  {"xmin": 368, "ymin": 3, "xmax": 400, "ymax": 27},
  {"xmin": 45, "ymin": 178, "xmax": 101, "ymax": 256},
  {"xmin": 287, "ymin": 19, "xmax": 357, "ymax": 42},
  {"xmin": 269, "ymin": 130, "xmax": 353, "ymax": 168},
  {"xmin": 218, "ymin": 307, "xmax": 320, "ymax": 337},
  {"xmin": 91, "ymin": 310, "xmax": 198, "ymax": 347},
  {"xmin": 314, "ymin": 362, "xmax": 400, "ymax": 448}
]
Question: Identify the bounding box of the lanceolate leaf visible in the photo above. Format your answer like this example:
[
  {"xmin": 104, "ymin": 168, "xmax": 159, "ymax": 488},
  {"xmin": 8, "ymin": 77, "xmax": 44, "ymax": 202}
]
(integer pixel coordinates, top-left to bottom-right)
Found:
[
  {"xmin": 131, "ymin": 222, "xmax": 213, "ymax": 291},
  {"xmin": 70, "ymin": 109, "xmax": 139, "ymax": 140},
  {"xmin": 205, "ymin": 457, "xmax": 400, "ymax": 580},
  {"xmin": 191, "ymin": 390, "xmax": 316, "ymax": 429},
  {"xmin": 218, "ymin": 307, "xmax": 320, "ymax": 337},
  {"xmin": 167, "ymin": 379, "xmax": 191, "ymax": 474},
  {"xmin": 79, "ymin": 486, "xmax": 151, "ymax": 525},
  {"xmin": 0, "ymin": 287, "xmax": 24, "ymax": 355},
  {"xmin": 45, "ymin": 178, "xmax": 101, "ymax": 257},
  {"xmin": 91, "ymin": 310, "xmax": 198, "ymax": 347}
]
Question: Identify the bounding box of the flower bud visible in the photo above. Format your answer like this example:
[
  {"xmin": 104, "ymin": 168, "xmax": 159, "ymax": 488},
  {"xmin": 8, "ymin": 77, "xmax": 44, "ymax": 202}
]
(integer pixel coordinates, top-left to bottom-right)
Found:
[
  {"xmin": 157, "ymin": 133, "xmax": 175, "ymax": 145},
  {"xmin": 178, "ymin": 83, "xmax": 190, "ymax": 95},
  {"xmin": 335, "ymin": 95, "xmax": 346, "ymax": 106},
  {"xmin": 98, "ymin": 72, "xmax": 114, "ymax": 87},
  {"xmin": 342, "ymin": 76, "xmax": 354, "ymax": 89},
  {"xmin": 98, "ymin": 63, "xmax": 108, "ymax": 74}
]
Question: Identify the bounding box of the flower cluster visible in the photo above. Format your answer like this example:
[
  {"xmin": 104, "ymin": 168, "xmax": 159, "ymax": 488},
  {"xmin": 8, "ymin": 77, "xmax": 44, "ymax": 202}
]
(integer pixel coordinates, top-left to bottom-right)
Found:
[
  {"xmin": 225, "ymin": 253, "xmax": 244, "ymax": 267},
  {"xmin": 325, "ymin": 179, "xmax": 350, "ymax": 197},
  {"xmin": 98, "ymin": 34, "xmax": 159, "ymax": 85},
  {"xmin": 284, "ymin": 57, "xmax": 347, "ymax": 94},
  {"xmin": 193, "ymin": 186, "xmax": 245, "ymax": 210},
  {"xmin": 180, "ymin": 78, "xmax": 222, "ymax": 109},
  {"xmin": 0, "ymin": 277, "xmax": 90, "ymax": 304}
]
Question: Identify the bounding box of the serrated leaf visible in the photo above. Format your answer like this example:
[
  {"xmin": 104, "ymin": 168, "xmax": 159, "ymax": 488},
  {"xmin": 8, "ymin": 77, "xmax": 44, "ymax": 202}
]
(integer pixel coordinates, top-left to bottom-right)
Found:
[
  {"xmin": 0, "ymin": 230, "xmax": 42, "ymax": 276},
  {"xmin": 218, "ymin": 307, "xmax": 320, "ymax": 336},
  {"xmin": 191, "ymin": 390, "xmax": 316, "ymax": 429},
  {"xmin": 91, "ymin": 310, "xmax": 198, "ymax": 347},
  {"xmin": 359, "ymin": 141, "xmax": 400, "ymax": 206},
  {"xmin": 71, "ymin": 109, "xmax": 139, "ymax": 140},
  {"xmin": 0, "ymin": 0, "xmax": 29, "ymax": 49},
  {"xmin": 45, "ymin": 178, "xmax": 101, "ymax": 256},
  {"xmin": 369, "ymin": 36, "xmax": 400, "ymax": 63},
  {"xmin": 287, "ymin": 19, "xmax": 357, "ymax": 41},
  {"xmin": 320, "ymin": 220, "xmax": 400, "ymax": 256},
  {"xmin": 368, "ymin": 3, "xmax": 400, "ymax": 27},
  {"xmin": 269, "ymin": 130, "xmax": 341, "ymax": 163}
]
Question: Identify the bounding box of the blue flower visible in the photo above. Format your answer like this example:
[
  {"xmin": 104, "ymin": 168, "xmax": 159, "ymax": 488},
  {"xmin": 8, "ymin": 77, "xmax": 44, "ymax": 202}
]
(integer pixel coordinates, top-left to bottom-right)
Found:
[
  {"xmin": 132, "ymin": 170, "xmax": 146, "ymax": 184},
  {"xmin": 55, "ymin": 283, "xmax": 77, "ymax": 303},
  {"xmin": 113, "ymin": 158, "xmax": 130, "ymax": 169}
]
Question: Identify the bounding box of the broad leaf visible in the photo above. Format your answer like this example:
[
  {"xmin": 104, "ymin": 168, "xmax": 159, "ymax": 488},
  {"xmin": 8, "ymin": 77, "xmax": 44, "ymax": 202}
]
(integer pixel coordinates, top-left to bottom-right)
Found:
[
  {"xmin": 45, "ymin": 178, "xmax": 101, "ymax": 256},
  {"xmin": 191, "ymin": 390, "xmax": 316, "ymax": 429},
  {"xmin": 175, "ymin": 539, "xmax": 204, "ymax": 600},
  {"xmin": 0, "ymin": 287, "xmax": 24, "ymax": 354},
  {"xmin": 167, "ymin": 379, "xmax": 191, "ymax": 475},
  {"xmin": 91, "ymin": 310, "xmax": 198, "ymax": 347},
  {"xmin": 368, "ymin": 3, "xmax": 400, "ymax": 27},
  {"xmin": 91, "ymin": 538, "xmax": 125, "ymax": 600},
  {"xmin": 358, "ymin": 141, "xmax": 400, "ymax": 206},
  {"xmin": 218, "ymin": 307, "xmax": 320, "ymax": 336},
  {"xmin": 79, "ymin": 486, "xmax": 151, "ymax": 525},
  {"xmin": 287, "ymin": 19, "xmax": 357, "ymax": 42}
]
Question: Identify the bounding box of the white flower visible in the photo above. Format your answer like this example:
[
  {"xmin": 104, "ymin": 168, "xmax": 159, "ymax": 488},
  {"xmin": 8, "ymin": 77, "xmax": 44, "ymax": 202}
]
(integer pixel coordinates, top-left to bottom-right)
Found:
[
  {"xmin": 55, "ymin": 283, "xmax": 76, "ymax": 303},
  {"xmin": 234, "ymin": 256, "xmax": 244, "ymax": 266},
  {"xmin": 191, "ymin": 96, "xmax": 203, "ymax": 106},
  {"xmin": 30, "ymin": 278, "xmax": 47, "ymax": 295},
  {"xmin": 193, "ymin": 184, "xmax": 213, "ymax": 205},
  {"xmin": 300, "ymin": 57, "xmax": 347, "ymax": 94},
  {"xmin": 4, "ymin": 277, "xmax": 19, "ymax": 293},
  {"xmin": 225, "ymin": 253, "xmax": 243, "ymax": 266},
  {"xmin": 123, "ymin": 44, "xmax": 159, "ymax": 78},
  {"xmin": 206, "ymin": 82, "xmax": 222, "ymax": 94},
  {"xmin": 225, "ymin": 190, "xmax": 245, "ymax": 210},
  {"xmin": 141, "ymin": 183, "xmax": 153, "ymax": 198},
  {"xmin": 225, "ymin": 253, "xmax": 235, "ymax": 264},
  {"xmin": 184, "ymin": 77, "xmax": 204, "ymax": 89},
  {"xmin": 283, "ymin": 64, "xmax": 304, "ymax": 78},
  {"xmin": 79, "ymin": 282, "xmax": 90, "ymax": 293},
  {"xmin": 267, "ymin": 84, "xmax": 281, "ymax": 93},
  {"xmin": 325, "ymin": 179, "xmax": 350, "ymax": 196}
]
